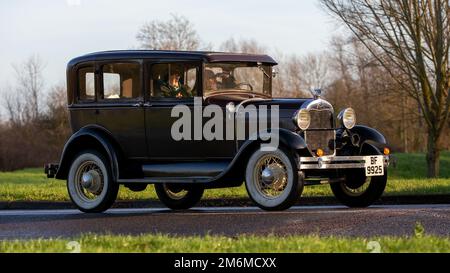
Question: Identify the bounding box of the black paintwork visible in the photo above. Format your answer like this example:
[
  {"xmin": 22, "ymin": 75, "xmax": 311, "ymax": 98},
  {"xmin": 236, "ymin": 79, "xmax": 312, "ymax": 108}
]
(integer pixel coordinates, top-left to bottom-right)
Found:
[
  {"xmin": 51, "ymin": 50, "xmax": 387, "ymax": 187},
  {"xmin": 67, "ymin": 50, "xmax": 278, "ymax": 67}
]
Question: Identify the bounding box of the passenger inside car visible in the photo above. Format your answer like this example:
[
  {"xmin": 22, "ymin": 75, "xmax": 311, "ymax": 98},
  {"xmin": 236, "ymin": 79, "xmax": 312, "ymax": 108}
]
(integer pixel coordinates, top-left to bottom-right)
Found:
[{"xmin": 205, "ymin": 69, "xmax": 218, "ymax": 91}]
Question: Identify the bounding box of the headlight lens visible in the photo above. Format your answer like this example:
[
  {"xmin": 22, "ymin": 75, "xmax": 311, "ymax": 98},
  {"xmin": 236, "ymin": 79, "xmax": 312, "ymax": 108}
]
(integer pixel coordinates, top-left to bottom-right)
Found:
[
  {"xmin": 338, "ymin": 108, "xmax": 356, "ymax": 129},
  {"xmin": 296, "ymin": 109, "xmax": 311, "ymax": 130}
]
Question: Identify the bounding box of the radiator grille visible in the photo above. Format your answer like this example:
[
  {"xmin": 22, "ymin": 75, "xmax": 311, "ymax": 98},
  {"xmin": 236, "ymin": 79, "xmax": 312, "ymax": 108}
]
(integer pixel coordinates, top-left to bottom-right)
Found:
[
  {"xmin": 305, "ymin": 110, "xmax": 335, "ymax": 155},
  {"xmin": 305, "ymin": 130, "xmax": 335, "ymax": 156},
  {"xmin": 309, "ymin": 109, "xmax": 333, "ymax": 129}
]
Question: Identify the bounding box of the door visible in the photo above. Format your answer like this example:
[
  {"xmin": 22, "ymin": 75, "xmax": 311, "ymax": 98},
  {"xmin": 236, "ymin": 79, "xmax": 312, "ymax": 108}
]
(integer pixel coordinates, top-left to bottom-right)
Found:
[
  {"xmin": 95, "ymin": 61, "xmax": 147, "ymax": 159},
  {"xmin": 145, "ymin": 61, "xmax": 234, "ymax": 160}
]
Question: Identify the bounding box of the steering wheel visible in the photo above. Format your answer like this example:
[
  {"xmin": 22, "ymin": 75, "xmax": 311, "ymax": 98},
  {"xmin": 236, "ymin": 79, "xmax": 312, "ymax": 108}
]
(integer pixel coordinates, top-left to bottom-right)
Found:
[{"xmin": 236, "ymin": 82, "xmax": 254, "ymax": 91}]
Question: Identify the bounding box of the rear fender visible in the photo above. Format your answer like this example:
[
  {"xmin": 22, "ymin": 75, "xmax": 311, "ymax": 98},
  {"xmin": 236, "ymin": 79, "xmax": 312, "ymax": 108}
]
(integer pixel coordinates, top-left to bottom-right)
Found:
[{"xmin": 55, "ymin": 127, "xmax": 121, "ymax": 181}]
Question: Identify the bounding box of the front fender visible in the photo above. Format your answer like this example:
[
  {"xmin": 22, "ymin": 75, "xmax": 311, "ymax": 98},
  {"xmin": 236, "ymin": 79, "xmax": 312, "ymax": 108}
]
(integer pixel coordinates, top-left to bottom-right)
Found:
[
  {"xmin": 349, "ymin": 125, "xmax": 387, "ymax": 149},
  {"xmin": 206, "ymin": 128, "xmax": 308, "ymax": 189},
  {"xmin": 239, "ymin": 128, "xmax": 307, "ymax": 151},
  {"xmin": 55, "ymin": 127, "xmax": 120, "ymax": 181}
]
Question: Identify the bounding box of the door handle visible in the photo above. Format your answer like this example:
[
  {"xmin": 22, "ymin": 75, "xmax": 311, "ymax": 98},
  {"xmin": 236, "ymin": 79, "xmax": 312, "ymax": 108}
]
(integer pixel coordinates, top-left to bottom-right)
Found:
[{"xmin": 133, "ymin": 102, "xmax": 152, "ymax": 107}]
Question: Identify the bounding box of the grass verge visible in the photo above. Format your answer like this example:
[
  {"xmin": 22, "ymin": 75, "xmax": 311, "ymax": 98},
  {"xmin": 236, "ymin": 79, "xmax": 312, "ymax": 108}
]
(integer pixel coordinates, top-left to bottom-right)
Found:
[{"xmin": 1, "ymin": 234, "xmax": 449, "ymax": 253}]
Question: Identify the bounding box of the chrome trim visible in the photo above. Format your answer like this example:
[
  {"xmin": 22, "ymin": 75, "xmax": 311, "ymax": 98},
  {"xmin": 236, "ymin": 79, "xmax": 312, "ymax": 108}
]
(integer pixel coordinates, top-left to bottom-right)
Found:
[
  {"xmin": 304, "ymin": 98, "xmax": 334, "ymax": 113},
  {"xmin": 299, "ymin": 155, "xmax": 390, "ymax": 170}
]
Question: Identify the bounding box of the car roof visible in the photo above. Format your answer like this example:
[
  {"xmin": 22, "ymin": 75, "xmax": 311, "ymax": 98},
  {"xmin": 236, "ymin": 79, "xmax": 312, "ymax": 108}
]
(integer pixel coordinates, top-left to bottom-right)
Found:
[{"xmin": 67, "ymin": 50, "xmax": 278, "ymax": 68}]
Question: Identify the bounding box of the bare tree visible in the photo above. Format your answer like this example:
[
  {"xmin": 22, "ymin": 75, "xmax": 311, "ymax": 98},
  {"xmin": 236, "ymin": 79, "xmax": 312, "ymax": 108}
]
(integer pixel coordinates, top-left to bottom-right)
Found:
[
  {"xmin": 3, "ymin": 55, "xmax": 45, "ymax": 125},
  {"xmin": 136, "ymin": 14, "xmax": 201, "ymax": 50},
  {"xmin": 219, "ymin": 38, "xmax": 331, "ymax": 97},
  {"xmin": 298, "ymin": 52, "xmax": 333, "ymax": 91},
  {"xmin": 272, "ymin": 52, "xmax": 333, "ymax": 98},
  {"xmin": 220, "ymin": 38, "xmax": 267, "ymax": 54},
  {"xmin": 45, "ymin": 84, "xmax": 69, "ymax": 126},
  {"xmin": 321, "ymin": 0, "xmax": 450, "ymax": 177},
  {"xmin": 42, "ymin": 84, "xmax": 71, "ymax": 159},
  {"xmin": 4, "ymin": 87, "xmax": 24, "ymax": 126}
]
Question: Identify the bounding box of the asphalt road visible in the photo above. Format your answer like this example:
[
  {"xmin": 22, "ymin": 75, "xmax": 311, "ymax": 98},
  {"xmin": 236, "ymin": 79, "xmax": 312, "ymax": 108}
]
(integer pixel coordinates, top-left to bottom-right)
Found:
[{"xmin": 1, "ymin": 204, "xmax": 450, "ymax": 239}]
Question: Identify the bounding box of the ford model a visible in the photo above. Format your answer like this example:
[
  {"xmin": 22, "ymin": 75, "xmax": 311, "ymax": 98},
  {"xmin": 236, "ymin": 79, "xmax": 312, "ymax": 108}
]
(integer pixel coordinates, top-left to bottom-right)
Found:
[{"xmin": 45, "ymin": 50, "xmax": 390, "ymax": 212}]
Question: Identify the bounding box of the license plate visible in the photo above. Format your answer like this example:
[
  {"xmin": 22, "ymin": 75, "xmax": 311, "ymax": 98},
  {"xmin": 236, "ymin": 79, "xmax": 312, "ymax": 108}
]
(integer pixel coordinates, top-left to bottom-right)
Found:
[{"xmin": 364, "ymin": 155, "xmax": 384, "ymax": 176}]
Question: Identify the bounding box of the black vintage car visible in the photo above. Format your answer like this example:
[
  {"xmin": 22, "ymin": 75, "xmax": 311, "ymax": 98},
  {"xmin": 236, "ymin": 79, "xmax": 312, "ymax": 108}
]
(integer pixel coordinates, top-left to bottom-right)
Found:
[{"xmin": 45, "ymin": 50, "xmax": 390, "ymax": 213}]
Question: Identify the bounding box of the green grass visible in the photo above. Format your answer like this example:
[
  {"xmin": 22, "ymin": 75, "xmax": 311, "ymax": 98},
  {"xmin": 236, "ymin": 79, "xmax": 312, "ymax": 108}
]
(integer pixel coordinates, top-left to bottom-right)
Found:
[
  {"xmin": 0, "ymin": 152, "xmax": 449, "ymax": 202},
  {"xmin": 1, "ymin": 234, "xmax": 450, "ymax": 253},
  {"xmin": 389, "ymin": 152, "xmax": 450, "ymax": 179}
]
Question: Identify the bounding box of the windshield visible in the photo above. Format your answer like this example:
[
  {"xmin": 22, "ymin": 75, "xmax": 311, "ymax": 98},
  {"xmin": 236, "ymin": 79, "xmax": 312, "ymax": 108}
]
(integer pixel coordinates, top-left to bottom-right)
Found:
[{"xmin": 204, "ymin": 63, "xmax": 272, "ymax": 97}]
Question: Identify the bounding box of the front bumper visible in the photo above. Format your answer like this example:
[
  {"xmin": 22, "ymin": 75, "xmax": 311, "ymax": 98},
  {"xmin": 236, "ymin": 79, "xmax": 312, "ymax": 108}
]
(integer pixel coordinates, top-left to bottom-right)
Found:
[{"xmin": 299, "ymin": 155, "xmax": 390, "ymax": 170}]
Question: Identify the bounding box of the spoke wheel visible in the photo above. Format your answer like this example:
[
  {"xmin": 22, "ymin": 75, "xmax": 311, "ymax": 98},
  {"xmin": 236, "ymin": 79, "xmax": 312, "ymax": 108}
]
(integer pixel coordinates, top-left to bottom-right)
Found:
[
  {"xmin": 245, "ymin": 147, "xmax": 303, "ymax": 211},
  {"xmin": 155, "ymin": 184, "xmax": 204, "ymax": 210},
  {"xmin": 67, "ymin": 150, "xmax": 118, "ymax": 213},
  {"xmin": 330, "ymin": 145, "xmax": 387, "ymax": 208},
  {"xmin": 74, "ymin": 161, "xmax": 105, "ymax": 202},
  {"xmin": 163, "ymin": 184, "xmax": 189, "ymax": 200},
  {"xmin": 253, "ymin": 155, "xmax": 289, "ymax": 199},
  {"xmin": 339, "ymin": 171, "xmax": 371, "ymax": 197}
]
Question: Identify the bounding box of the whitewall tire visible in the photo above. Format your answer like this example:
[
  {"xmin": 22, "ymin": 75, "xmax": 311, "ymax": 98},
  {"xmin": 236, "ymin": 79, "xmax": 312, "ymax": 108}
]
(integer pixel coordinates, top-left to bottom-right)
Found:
[
  {"xmin": 67, "ymin": 150, "xmax": 118, "ymax": 213},
  {"xmin": 245, "ymin": 147, "xmax": 303, "ymax": 211}
]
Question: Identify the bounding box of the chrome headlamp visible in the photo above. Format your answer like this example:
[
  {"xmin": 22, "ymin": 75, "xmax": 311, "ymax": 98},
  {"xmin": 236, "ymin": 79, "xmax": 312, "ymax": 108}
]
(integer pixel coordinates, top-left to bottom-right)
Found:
[
  {"xmin": 295, "ymin": 109, "xmax": 311, "ymax": 130},
  {"xmin": 338, "ymin": 108, "xmax": 356, "ymax": 129}
]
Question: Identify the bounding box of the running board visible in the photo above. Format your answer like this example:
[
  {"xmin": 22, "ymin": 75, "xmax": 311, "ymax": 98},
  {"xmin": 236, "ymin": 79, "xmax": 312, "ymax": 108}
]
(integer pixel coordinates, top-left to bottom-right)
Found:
[
  {"xmin": 117, "ymin": 177, "xmax": 212, "ymax": 184},
  {"xmin": 142, "ymin": 161, "xmax": 229, "ymax": 177},
  {"xmin": 117, "ymin": 161, "xmax": 230, "ymax": 184}
]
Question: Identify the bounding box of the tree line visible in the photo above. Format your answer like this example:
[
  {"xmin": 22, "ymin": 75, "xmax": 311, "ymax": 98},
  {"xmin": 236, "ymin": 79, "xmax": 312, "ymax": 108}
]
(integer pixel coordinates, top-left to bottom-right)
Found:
[
  {"xmin": 0, "ymin": 2, "xmax": 448, "ymax": 177},
  {"xmin": 0, "ymin": 55, "xmax": 70, "ymax": 171}
]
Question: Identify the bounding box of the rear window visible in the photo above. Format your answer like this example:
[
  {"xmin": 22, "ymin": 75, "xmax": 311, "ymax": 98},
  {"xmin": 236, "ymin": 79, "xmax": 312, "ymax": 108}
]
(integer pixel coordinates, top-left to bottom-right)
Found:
[
  {"xmin": 77, "ymin": 67, "xmax": 95, "ymax": 101},
  {"xmin": 101, "ymin": 63, "xmax": 141, "ymax": 100}
]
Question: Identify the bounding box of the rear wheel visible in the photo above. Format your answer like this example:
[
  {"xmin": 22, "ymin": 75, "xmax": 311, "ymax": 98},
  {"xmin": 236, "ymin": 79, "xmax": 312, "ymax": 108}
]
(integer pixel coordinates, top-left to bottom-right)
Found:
[
  {"xmin": 155, "ymin": 184, "xmax": 204, "ymax": 210},
  {"xmin": 67, "ymin": 150, "xmax": 119, "ymax": 213}
]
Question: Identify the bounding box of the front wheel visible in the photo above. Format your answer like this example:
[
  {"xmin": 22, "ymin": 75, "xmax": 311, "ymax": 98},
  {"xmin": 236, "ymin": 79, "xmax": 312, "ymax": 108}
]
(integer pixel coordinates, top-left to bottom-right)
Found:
[
  {"xmin": 330, "ymin": 169, "xmax": 387, "ymax": 208},
  {"xmin": 245, "ymin": 147, "xmax": 304, "ymax": 211},
  {"xmin": 67, "ymin": 150, "xmax": 119, "ymax": 213},
  {"xmin": 155, "ymin": 184, "xmax": 204, "ymax": 210}
]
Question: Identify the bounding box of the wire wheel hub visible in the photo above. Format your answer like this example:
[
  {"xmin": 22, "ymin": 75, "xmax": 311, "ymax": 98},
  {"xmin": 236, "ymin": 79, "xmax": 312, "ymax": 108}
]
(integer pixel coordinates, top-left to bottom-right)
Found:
[
  {"xmin": 81, "ymin": 170, "xmax": 102, "ymax": 193},
  {"xmin": 255, "ymin": 155, "xmax": 288, "ymax": 198},
  {"xmin": 75, "ymin": 161, "xmax": 105, "ymax": 200}
]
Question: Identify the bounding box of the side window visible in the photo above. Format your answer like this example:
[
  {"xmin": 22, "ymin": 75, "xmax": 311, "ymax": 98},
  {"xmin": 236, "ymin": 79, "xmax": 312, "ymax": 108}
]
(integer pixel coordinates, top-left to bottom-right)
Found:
[
  {"xmin": 78, "ymin": 67, "xmax": 95, "ymax": 101},
  {"xmin": 151, "ymin": 63, "xmax": 198, "ymax": 99},
  {"xmin": 101, "ymin": 63, "xmax": 141, "ymax": 100}
]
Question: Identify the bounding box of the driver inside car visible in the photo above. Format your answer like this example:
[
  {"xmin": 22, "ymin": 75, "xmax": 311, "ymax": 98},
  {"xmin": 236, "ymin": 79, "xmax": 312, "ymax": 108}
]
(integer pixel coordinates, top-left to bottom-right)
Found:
[
  {"xmin": 220, "ymin": 68, "xmax": 237, "ymax": 89},
  {"xmin": 160, "ymin": 68, "xmax": 192, "ymax": 98}
]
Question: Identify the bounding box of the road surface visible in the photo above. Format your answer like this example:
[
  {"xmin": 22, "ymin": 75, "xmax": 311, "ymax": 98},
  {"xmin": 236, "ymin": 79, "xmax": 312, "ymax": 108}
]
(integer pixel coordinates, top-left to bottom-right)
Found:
[{"xmin": 1, "ymin": 204, "xmax": 450, "ymax": 239}]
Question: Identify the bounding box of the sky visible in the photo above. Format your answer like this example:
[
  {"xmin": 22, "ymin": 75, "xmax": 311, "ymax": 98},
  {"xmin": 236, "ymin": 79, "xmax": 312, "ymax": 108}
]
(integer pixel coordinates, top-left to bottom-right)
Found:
[{"xmin": 0, "ymin": 0, "xmax": 341, "ymax": 90}]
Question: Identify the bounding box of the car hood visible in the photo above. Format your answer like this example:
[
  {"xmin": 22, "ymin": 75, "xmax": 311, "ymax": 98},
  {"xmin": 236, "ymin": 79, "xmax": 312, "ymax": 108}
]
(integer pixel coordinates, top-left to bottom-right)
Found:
[{"xmin": 204, "ymin": 92, "xmax": 310, "ymax": 110}]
